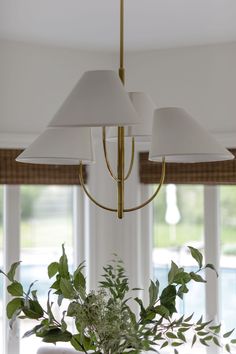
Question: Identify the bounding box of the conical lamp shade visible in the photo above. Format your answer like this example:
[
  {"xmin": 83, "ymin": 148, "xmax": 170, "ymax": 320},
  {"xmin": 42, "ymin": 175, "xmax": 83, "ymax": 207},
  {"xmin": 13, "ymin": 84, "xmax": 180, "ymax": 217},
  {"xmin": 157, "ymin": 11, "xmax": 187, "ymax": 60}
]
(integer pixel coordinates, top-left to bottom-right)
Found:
[
  {"xmin": 49, "ymin": 70, "xmax": 139, "ymax": 128},
  {"xmin": 16, "ymin": 127, "xmax": 94, "ymax": 165},
  {"xmin": 149, "ymin": 107, "xmax": 234, "ymax": 163},
  {"xmin": 107, "ymin": 92, "xmax": 156, "ymax": 142}
]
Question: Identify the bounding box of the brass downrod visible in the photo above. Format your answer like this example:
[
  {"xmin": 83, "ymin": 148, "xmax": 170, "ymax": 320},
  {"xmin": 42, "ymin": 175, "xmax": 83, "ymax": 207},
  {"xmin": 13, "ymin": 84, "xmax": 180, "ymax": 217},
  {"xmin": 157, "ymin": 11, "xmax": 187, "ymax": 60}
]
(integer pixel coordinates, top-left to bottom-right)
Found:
[
  {"xmin": 117, "ymin": 0, "xmax": 125, "ymax": 219},
  {"xmin": 119, "ymin": 0, "xmax": 125, "ymax": 84},
  {"xmin": 117, "ymin": 126, "xmax": 125, "ymax": 218}
]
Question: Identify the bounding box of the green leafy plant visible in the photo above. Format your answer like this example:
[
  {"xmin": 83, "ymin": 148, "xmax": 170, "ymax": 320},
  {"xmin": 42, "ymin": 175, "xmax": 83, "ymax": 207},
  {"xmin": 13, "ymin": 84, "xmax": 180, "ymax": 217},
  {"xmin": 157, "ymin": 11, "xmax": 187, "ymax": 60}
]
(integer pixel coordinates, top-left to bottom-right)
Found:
[{"xmin": 1, "ymin": 245, "xmax": 236, "ymax": 354}]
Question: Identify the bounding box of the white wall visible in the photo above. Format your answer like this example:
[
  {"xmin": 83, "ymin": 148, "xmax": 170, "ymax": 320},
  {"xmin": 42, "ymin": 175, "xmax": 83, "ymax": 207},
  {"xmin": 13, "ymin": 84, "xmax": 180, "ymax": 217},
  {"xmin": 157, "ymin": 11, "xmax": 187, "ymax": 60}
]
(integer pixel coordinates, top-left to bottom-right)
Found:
[
  {"xmin": 0, "ymin": 40, "xmax": 115, "ymax": 146},
  {"xmin": 1, "ymin": 40, "xmax": 236, "ymax": 147},
  {"xmin": 125, "ymin": 42, "xmax": 236, "ymax": 142}
]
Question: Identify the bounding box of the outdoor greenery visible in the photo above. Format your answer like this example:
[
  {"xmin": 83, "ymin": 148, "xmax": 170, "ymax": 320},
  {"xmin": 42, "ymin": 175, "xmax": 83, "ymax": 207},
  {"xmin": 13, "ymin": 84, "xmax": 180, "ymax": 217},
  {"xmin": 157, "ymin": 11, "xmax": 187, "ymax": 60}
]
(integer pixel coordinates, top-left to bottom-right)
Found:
[
  {"xmin": 0, "ymin": 245, "xmax": 235, "ymax": 354},
  {"xmin": 1, "ymin": 185, "xmax": 236, "ymax": 253},
  {"xmin": 153, "ymin": 185, "xmax": 236, "ymax": 254}
]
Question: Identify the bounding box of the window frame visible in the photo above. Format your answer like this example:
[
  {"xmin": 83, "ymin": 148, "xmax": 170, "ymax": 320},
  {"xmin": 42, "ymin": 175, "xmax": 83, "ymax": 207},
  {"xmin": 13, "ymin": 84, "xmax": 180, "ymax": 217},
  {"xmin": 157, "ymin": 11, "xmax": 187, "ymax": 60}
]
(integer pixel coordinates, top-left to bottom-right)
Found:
[
  {"xmin": 151, "ymin": 184, "xmax": 221, "ymax": 354},
  {"xmin": 2, "ymin": 185, "xmax": 86, "ymax": 354}
]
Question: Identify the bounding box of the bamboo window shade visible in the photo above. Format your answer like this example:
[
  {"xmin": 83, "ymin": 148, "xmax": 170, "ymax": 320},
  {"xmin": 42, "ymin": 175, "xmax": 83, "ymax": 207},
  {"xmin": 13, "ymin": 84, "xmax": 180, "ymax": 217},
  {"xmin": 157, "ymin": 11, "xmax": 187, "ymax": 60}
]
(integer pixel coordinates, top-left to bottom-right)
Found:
[
  {"xmin": 139, "ymin": 150, "xmax": 236, "ymax": 185},
  {"xmin": 0, "ymin": 149, "xmax": 87, "ymax": 185}
]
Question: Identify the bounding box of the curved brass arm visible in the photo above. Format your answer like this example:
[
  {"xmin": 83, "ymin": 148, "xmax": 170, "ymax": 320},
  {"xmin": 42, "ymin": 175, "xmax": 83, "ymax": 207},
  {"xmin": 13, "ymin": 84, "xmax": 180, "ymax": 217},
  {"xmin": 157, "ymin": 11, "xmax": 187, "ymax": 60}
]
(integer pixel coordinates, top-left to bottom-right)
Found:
[
  {"xmin": 124, "ymin": 137, "xmax": 135, "ymax": 181},
  {"xmin": 102, "ymin": 128, "xmax": 135, "ymax": 182},
  {"xmin": 102, "ymin": 127, "xmax": 118, "ymax": 181},
  {"xmin": 79, "ymin": 158, "xmax": 165, "ymax": 217},
  {"xmin": 79, "ymin": 163, "xmax": 117, "ymax": 213},
  {"xmin": 124, "ymin": 158, "xmax": 166, "ymax": 213}
]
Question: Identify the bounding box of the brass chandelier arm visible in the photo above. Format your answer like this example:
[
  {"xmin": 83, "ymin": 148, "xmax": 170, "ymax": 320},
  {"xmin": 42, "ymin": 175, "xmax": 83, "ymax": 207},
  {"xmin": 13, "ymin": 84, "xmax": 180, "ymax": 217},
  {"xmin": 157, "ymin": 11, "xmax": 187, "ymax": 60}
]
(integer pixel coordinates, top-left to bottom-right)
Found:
[
  {"xmin": 124, "ymin": 158, "xmax": 166, "ymax": 213},
  {"xmin": 102, "ymin": 127, "xmax": 118, "ymax": 181},
  {"xmin": 124, "ymin": 137, "xmax": 135, "ymax": 181},
  {"xmin": 79, "ymin": 163, "xmax": 117, "ymax": 213},
  {"xmin": 102, "ymin": 128, "xmax": 135, "ymax": 182}
]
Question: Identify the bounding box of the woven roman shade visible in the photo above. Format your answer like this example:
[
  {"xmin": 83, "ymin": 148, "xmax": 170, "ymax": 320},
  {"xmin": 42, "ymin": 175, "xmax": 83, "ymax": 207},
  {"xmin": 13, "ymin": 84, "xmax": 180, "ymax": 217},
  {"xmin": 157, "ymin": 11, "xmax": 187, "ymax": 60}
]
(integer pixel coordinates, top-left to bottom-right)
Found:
[
  {"xmin": 0, "ymin": 149, "xmax": 87, "ymax": 185},
  {"xmin": 139, "ymin": 150, "xmax": 236, "ymax": 185}
]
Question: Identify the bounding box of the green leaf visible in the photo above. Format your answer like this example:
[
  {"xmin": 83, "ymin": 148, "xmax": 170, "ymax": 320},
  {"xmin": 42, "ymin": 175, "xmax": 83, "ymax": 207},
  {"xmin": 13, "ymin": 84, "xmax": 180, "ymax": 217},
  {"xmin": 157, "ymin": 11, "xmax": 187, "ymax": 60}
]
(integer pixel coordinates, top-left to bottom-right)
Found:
[
  {"xmin": 7, "ymin": 261, "xmax": 21, "ymax": 281},
  {"xmin": 231, "ymin": 339, "xmax": 236, "ymax": 344},
  {"xmin": 48, "ymin": 262, "xmax": 59, "ymax": 279},
  {"xmin": 190, "ymin": 272, "xmax": 206, "ymax": 283},
  {"xmin": 185, "ymin": 313, "xmax": 194, "ymax": 322},
  {"xmin": 177, "ymin": 284, "xmax": 189, "ymax": 299},
  {"xmin": 23, "ymin": 324, "xmax": 44, "ymax": 338},
  {"xmin": 171, "ymin": 342, "xmax": 183, "ymax": 347},
  {"xmin": 225, "ymin": 344, "xmax": 231, "ymax": 353},
  {"xmin": 58, "ymin": 244, "xmax": 69, "ymax": 279},
  {"xmin": 166, "ymin": 332, "xmax": 177, "ymax": 339},
  {"xmin": 213, "ymin": 336, "xmax": 221, "ymax": 347},
  {"xmin": 67, "ymin": 302, "xmax": 78, "ymax": 317},
  {"xmin": 23, "ymin": 300, "xmax": 44, "ymax": 319},
  {"xmin": 197, "ymin": 316, "xmax": 203, "ymax": 325},
  {"xmin": 135, "ymin": 297, "xmax": 146, "ymax": 318},
  {"xmin": 61, "ymin": 311, "xmax": 67, "ymax": 332},
  {"xmin": 200, "ymin": 339, "xmax": 209, "ymax": 347},
  {"xmin": 50, "ymin": 279, "xmax": 60, "ymax": 291},
  {"xmin": 154, "ymin": 305, "xmax": 169, "ymax": 318},
  {"xmin": 209, "ymin": 324, "xmax": 221, "ymax": 333},
  {"xmin": 31, "ymin": 290, "xmax": 38, "ymax": 301},
  {"xmin": 7, "ymin": 298, "xmax": 23, "ymax": 319},
  {"xmin": 160, "ymin": 341, "xmax": 168, "ymax": 349},
  {"xmin": 7, "ymin": 282, "xmax": 23, "ymax": 296},
  {"xmin": 224, "ymin": 329, "xmax": 234, "ymax": 338},
  {"xmin": 204, "ymin": 336, "xmax": 213, "ymax": 341},
  {"xmin": 179, "ymin": 327, "xmax": 191, "ymax": 333},
  {"xmin": 42, "ymin": 329, "xmax": 72, "ymax": 343},
  {"xmin": 174, "ymin": 272, "xmax": 191, "ymax": 285},
  {"xmin": 188, "ymin": 246, "xmax": 203, "ymax": 269},
  {"xmin": 74, "ymin": 269, "xmax": 86, "ymax": 300},
  {"xmin": 192, "ymin": 334, "xmax": 197, "ymax": 347},
  {"xmin": 177, "ymin": 331, "xmax": 186, "ymax": 342},
  {"xmin": 198, "ymin": 331, "xmax": 209, "ymax": 336},
  {"xmin": 205, "ymin": 263, "xmax": 219, "ymax": 277},
  {"xmin": 175, "ymin": 314, "xmax": 184, "ymax": 325},
  {"xmin": 160, "ymin": 285, "xmax": 177, "ymax": 316},
  {"xmin": 47, "ymin": 291, "xmax": 55, "ymax": 323},
  {"xmin": 71, "ymin": 336, "xmax": 84, "ymax": 351},
  {"xmin": 168, "ymin": 261, "xmax": 179, "ymax": 284},
  {"xmin": 60, "ymin": 278, "xmax": 75, "ymax": 299},
  {"xmin": 148, "ymin": 280, "xmax": 158, "ymax": 306}
]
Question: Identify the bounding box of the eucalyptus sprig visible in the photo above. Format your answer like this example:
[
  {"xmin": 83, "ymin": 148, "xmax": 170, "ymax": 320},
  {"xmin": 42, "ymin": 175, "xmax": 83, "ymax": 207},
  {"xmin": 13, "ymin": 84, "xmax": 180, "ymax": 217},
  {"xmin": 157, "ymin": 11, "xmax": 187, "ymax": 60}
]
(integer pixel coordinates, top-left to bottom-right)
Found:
[{"xmin": 1, "ymin": 245, "xmax": 235, "ymax": 354}]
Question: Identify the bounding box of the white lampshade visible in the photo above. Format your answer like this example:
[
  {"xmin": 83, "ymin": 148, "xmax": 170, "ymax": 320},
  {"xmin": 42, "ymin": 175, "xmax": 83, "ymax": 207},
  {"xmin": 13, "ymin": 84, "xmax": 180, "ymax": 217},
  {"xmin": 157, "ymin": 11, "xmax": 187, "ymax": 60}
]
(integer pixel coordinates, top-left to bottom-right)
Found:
[
  {"xmin": 16, "ymin": 127, "xmax": 94, "ymax": 165},
  {"xmin": 49, "ymin": 70, "xmax": 139, "ymax": 128},
  {"xmin": 107, "ymin": 92, "xmax": 156, "ymax": 142},
  {"xmin": 149, "ymin": 107, "xmax": 234, "ymax": 163}
]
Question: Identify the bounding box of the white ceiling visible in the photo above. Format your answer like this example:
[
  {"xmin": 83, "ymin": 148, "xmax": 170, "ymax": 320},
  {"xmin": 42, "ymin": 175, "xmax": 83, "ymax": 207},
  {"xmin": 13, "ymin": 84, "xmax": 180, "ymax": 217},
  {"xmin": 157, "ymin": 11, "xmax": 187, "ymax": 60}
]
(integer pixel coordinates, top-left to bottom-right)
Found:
[{"xmin": 1, "ymin": 0, "xmax": 236, "ymax": 51}]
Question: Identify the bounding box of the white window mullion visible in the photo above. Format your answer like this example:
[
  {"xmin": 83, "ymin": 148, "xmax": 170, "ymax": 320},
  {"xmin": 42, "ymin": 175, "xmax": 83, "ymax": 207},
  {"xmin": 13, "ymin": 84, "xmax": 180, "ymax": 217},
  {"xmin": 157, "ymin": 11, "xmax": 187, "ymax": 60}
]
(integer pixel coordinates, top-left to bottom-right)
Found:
[
  {"xmin": 139, "ymin": 184, "xmax": 153, "ymax": 306},
  {"xmin": 204, "ymin": 185, "xmax": 220, "ymax": 354},
  {"xmin": 73, "ymin": 186, "xmax": 87, "ymax": 268},
  {"xmin": 3, "ymin": 185, "xmax": 20, "ymax": 354}
]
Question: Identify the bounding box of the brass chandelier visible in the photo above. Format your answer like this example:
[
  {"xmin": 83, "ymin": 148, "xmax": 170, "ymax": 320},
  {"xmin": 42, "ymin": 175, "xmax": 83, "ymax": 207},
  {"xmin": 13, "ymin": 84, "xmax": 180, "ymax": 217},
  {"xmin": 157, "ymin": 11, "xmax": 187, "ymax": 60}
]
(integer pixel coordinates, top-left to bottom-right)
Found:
[{"xmin": 17, "ymin": 0, "xmax": 233, "ymax": 219}]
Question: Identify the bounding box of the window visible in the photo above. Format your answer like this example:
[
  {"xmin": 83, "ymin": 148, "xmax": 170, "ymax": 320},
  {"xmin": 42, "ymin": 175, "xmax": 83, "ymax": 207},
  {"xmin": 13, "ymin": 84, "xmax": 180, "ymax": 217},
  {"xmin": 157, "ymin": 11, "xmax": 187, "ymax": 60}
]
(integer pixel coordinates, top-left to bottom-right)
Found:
[
  {"xmin": 152, "ymin": 183, "xmax": 236, "ymax": 353},
  {"xmin": 153, "ymin": 184, "xmax": 206, "ymax": 353},
  {"xmin": 1, "ymin": 183, "xmax": 85, "ymax": 354},
  {"xmin": 220, "ymin": 186, "xmax": 236, "ymax": 331},
  {"xmin": 19, "ymin": 186, "xmax": 74, "ymax": 354}
]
